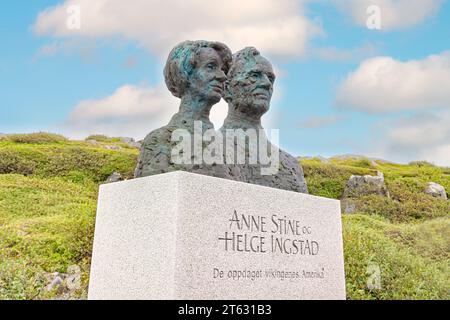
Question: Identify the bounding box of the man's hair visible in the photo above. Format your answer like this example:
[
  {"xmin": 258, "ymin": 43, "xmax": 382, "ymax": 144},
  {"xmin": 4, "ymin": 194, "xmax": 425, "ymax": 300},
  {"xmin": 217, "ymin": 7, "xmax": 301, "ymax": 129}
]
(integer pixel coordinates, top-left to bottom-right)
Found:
[
  {"xmin": 227, "ymin": 47, "xmax": 261, "ymax": 81},
  {"xmin": 164, "ymin": 40, "xmax": 232, "ymax": 98},
  {"xmin": 223, "ymin": 47, "xmax": 274, "ymax": 103}
]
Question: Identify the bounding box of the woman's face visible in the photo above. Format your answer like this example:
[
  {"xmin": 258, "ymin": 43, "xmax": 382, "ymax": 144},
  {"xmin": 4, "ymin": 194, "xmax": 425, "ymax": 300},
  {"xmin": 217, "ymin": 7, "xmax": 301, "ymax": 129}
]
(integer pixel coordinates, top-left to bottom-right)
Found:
[{"xmin": 187, "ymin": 47, "xmax": 227, "ymax": 104}]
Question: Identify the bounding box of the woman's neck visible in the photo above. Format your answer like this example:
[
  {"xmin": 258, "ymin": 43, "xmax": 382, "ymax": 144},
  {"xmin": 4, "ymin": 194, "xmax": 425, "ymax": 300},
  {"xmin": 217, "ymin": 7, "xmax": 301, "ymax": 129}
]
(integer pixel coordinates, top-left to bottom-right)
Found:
[
  {"xmin": 168, "ymin": 94, "xmax": 214, "ymax": 129},
  {"xmin": 177, "ymin": 94, "xmax": 212, "ymax": 120}
]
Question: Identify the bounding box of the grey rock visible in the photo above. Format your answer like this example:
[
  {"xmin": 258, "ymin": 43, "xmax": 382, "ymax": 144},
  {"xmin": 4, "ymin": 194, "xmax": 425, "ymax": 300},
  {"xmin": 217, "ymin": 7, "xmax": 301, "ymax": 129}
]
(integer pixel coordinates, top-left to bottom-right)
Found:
[
  {"xmin": 342, "ymin": 199, "xmax": 357, "ymax": 214},
  {"xmin": 424, "ymin": 182, "xmax": 447, "ymax": 200},
  {"xmin": 44, "ymin": 266, "xmax": 82, "ymax": 299},
  {"xmin": 46, "ymin": 275, "xmax": 65, "ymax": 292},
  {"xmin": 120, "ymin": 137, "xmax": 141, "ymax": 148},
  {"xmin": 104, "ymin": 145, "xmax": 121, "ymax": 151},
  {"xmin": 343, "ymin": 171, "xmax": 389, "ymax": 198},
  {"xmin": 86, "ymin": 139, "xmax": 100, "ymax": 146},
  {"xmin": 106, "ymin": 172, "xmax": 122, "ymax": 183}
]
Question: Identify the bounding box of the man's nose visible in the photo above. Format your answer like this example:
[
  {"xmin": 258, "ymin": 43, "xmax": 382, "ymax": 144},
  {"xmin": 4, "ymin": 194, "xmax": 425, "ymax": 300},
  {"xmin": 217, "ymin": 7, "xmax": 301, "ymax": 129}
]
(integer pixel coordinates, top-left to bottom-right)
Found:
[
  {"xmin": 259, "ymin": 74, "xmax": 272, "ymax": 88},
  {"xmin": 215, "ymin": 69, "xmax": 227, "ymax": 82}
]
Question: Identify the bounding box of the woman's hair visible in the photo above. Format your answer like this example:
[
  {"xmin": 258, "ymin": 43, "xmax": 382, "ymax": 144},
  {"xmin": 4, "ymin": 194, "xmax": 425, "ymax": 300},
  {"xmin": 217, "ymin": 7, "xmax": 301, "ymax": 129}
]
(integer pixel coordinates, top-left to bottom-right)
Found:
[{"xmin": 164, "ymin": 40, "xmax": 232, "ymax": 98}]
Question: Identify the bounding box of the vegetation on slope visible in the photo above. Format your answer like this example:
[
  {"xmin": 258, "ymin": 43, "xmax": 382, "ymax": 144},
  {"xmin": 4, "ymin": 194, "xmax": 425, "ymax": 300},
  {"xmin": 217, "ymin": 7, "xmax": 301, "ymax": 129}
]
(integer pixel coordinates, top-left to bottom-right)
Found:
[{"xmin": 0, "ymin": 134, "xmax": 448, "ymax": 299}]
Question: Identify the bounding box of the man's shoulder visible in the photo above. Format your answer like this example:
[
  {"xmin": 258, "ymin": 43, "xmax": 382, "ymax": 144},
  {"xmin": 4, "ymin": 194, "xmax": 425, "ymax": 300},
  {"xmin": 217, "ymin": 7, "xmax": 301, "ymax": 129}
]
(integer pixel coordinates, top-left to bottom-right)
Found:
[{"xmin": 142, "ymin": 126, "xmax": 171, "ymax": 145}]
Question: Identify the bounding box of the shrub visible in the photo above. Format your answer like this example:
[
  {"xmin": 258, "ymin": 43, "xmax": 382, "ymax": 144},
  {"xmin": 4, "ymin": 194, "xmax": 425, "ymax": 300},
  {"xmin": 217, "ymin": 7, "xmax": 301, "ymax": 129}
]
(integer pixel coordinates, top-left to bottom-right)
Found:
[
  {"xmin": 0, "ymin": 144, "xmax": 137, "ymax": 182},
  {"xmin": 301, "ymin": 160, "xmax": 375, "ymax": 199},
  {"xmin": 343, "ymin": 215, "xmax": 449, "ymax": 300},
  {"xmin": 409, "ymin": 161, "xmax": 436, "ymax": 168},
  {"xmin": 4, "ymin": 132, "xmax": 67, "ymax": 144},
  {"xmin": 85, "ymin": 135, "xmax": 121, "ymax": 143}
]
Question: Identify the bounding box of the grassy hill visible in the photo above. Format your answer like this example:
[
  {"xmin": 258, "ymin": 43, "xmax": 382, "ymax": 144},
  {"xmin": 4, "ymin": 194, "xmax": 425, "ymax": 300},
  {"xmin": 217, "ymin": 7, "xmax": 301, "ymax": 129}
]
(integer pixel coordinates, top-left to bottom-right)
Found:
[{"xmin": 0, "ymin": 133, "xmax": 449, "ymax": 300}]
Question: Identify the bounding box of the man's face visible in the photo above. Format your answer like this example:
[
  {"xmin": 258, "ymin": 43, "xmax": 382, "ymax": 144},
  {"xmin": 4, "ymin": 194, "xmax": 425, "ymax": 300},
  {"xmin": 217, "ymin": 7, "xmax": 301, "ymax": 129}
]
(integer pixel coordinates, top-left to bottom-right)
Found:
[
  {"xmin": 228, "ymin": 56, "xmax": 275, "ymax": 116},
  {"xmin": 188, "ymin": 47, "xmax": 227, "ymax": 104}
]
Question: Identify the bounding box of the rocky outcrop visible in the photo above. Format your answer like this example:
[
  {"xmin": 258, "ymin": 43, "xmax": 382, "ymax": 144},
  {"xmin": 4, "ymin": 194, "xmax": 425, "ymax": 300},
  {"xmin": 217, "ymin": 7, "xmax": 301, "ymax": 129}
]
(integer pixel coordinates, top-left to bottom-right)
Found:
[
  {"xmin": 120, "ymin": 137, "xmax": 141, "ymax": 149},
  {"xmin": 45, "ymin": 265, "xmax": 82, "ymax": 299},
  {"xmin": 104, "ymin": 145, "xmax": 121, "ymax": 151},
  {"xmin": 341, "ymin": 199, "xmax": 357, "ymax": 214},
  {"xmin": 424, "ymin": 182, "xmax": 447, "ymax": 200},
  {"xmin": 85, "ymin": 139, "xmax": 100, "ymax": 146},
  {"xmin": 105, "ymin": 172, "xmax": 123, "ymax": 183},
  {"xmin": 343, "ymin": 171, "xmax": 390, "ymax": 198}
]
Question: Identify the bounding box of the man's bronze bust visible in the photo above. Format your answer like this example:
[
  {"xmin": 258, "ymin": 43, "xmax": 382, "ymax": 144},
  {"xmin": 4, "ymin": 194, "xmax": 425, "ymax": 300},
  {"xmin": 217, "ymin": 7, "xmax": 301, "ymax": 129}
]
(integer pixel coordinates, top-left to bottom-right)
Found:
[{"xmin": 221, "ymin": 47, "xmax": 308, "ymax": 193}]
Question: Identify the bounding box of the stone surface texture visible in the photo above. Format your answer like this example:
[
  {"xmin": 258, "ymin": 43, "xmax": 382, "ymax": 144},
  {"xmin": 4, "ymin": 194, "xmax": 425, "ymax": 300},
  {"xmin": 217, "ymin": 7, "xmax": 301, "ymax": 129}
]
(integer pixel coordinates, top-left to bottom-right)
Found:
[{"xmin": 88, "ymin": 171, "xmax": 345, "ymax": 300}]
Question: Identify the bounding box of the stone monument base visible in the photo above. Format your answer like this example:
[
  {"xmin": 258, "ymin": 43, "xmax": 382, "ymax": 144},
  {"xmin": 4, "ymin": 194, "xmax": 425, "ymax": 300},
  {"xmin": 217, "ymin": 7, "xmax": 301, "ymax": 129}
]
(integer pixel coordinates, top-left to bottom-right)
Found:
[{"xmin": 88, "ymin": 171, "xmax": 346, "ymax": 300}]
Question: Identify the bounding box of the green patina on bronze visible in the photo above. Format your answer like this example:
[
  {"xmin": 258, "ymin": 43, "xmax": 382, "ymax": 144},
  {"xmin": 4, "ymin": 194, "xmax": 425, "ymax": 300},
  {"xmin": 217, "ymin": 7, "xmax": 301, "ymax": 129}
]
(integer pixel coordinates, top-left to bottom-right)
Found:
[{"xmin": 134, "ymin": 41, "xmax": 308, "ymax": 193}]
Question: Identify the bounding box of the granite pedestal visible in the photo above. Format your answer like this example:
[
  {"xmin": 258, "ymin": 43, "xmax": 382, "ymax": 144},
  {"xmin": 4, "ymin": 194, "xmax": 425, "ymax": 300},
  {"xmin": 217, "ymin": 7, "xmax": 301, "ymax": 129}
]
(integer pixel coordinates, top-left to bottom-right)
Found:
[{"xmin": 88, "ymin": 171, "xmax": 346, "ymax": 299}]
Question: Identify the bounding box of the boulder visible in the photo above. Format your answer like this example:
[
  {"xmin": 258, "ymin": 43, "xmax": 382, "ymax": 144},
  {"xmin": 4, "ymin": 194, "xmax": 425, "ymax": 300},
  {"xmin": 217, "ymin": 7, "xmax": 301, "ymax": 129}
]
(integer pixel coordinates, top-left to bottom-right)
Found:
[
  {"xmin": 86, "ymin": 139, "xmax": 100, "ymax": 146},
  {"xmin": 341, "ymin": 199, "xmax": 357, "ymax": 214},
  {"xmin": 120, "ymin": 137, "xmax": 141, "ymax": 149},
  {"xmin": 343, "ymin": 171, "xmax": 390, "ymax": 198},
  {"xmin": 104, "ymin": 145, "xmax": 121, "ymax": 151},
  {"xmin": 46, "ymin": 273, "xmax": 65, "ymax": 292},
  {"xmin": 424, "ymin": 182, "xmax": 447, "ymax": 200},
  {"xmin": 45, "ymin": 265, "xmax": 82, "ymax": 299},
  {"xmin": 105, "ymin": 172, "xmax": 122, "ymax": 183}
]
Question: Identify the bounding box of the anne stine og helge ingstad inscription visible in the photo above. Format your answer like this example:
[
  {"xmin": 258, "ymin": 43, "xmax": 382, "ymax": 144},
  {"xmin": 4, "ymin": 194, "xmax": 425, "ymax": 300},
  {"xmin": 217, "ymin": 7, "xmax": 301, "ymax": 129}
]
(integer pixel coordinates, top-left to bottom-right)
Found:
[{"xmin": 218, "ymin": 210, "xmax": 320, "ymax": 255}]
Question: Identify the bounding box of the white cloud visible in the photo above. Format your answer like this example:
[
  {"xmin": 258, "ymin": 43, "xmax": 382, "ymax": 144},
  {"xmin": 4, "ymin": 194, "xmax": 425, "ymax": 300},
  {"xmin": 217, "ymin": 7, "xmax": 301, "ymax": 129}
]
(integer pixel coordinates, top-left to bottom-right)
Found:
[
  {"xmin": 60, "ymin": 84, "xmax": 177, "ymax": 139},
  {"xmin": 297, "ymin": 115, "xmax": 344, "ymax": 129},
  {"xmin": 33, "ymin": 0, "xmax": 321, "ymax": 59},
  {"xmin": 333, "ymin": 0, "xmax": 442, "ymax": 30},
  {"xmin": 336, "ymin": 52, "xmax": 450, "ymax": 113},
  {"xmin": 364, "ymin": 111, "xmax": 450, "ymax": 166},
  {"xmin": 58, "ymin": 83, "xmax": 279, "ymax": 140},
  {"xmin": 310, "ymin": 43, "xmax": 379, "ymax": 62},
  {"xmin": 33, "ymin": 38, "xmax": 99, "ymax": 63}
]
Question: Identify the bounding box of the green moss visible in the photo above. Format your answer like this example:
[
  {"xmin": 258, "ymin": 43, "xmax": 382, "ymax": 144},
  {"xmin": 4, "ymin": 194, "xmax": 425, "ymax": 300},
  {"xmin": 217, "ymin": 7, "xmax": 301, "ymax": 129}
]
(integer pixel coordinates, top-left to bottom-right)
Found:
[
  {"xmin": 84, "ymin": 134, "xmax": 123, "ymax": 143},
  {"xmin": 302, "ymin": 160, "xmax": 376, "ymax": 199},
  {"xmin": 0, "ymin": 138, "xmax": 449, "ymax": 299},
  {"xmin": 0, "ymin": 141, "xmax": 138, "ymax": 182},
  {"xmin": 0, "ymin": 174, "xmax": 97, "ymax": 299},
  {"xmin": 343, "ymin": 215, "xmax": 449, "ymax": 300}
]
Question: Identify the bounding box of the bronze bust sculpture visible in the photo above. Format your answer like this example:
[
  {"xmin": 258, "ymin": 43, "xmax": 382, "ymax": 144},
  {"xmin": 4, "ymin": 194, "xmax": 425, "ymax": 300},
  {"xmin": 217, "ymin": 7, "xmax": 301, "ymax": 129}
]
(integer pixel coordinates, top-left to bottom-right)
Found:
[{"xmin": 135, "ymin": 41, "xmax": 308, "ymax": 194}]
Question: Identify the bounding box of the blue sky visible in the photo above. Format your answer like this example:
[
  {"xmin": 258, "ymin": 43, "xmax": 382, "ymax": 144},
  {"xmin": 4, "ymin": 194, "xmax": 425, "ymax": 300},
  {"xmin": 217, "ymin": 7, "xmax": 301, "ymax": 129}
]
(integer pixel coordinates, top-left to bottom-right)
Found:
[{"xmin": 1, "ymin": 0, "xmax": 449, "ymax": 165}]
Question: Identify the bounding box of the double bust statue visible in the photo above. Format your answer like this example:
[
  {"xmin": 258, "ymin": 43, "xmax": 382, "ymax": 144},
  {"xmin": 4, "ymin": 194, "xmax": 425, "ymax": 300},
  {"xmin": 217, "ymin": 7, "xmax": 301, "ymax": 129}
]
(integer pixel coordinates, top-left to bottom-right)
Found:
[{"xmin": 134, "ymin": 40, "xmax": 308, "ymax": 194}]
